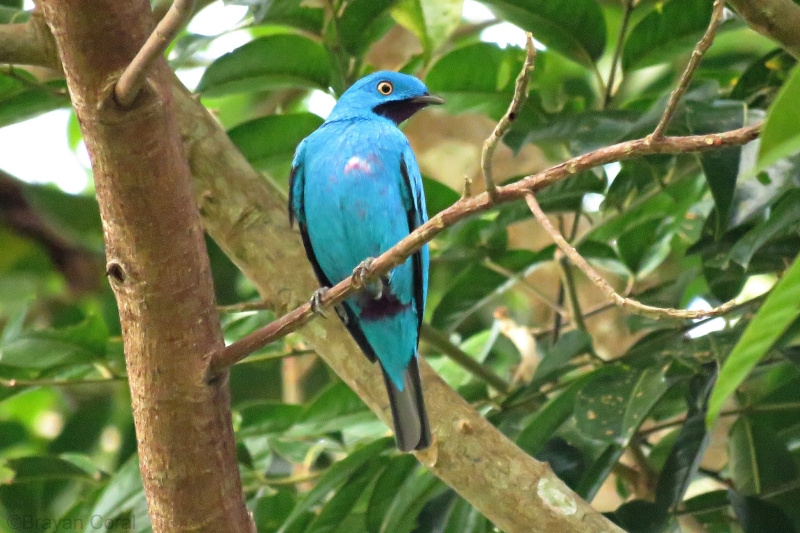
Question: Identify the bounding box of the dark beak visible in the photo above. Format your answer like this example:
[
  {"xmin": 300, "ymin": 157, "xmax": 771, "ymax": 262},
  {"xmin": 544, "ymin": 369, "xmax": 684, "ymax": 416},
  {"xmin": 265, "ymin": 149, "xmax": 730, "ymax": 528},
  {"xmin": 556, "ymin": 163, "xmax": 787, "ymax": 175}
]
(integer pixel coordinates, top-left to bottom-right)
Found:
[{"xmin": 410, "ymin": 94, "xmax": 445, "ymax": 106}]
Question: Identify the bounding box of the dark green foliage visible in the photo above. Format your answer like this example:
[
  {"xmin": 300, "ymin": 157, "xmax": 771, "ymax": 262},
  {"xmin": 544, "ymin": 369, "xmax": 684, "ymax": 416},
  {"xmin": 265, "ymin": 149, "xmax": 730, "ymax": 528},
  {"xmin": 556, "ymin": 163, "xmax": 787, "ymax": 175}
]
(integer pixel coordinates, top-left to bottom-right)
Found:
[{"xmin": 4, "ymin": 0, "xmax": 800, "ymax": 531}]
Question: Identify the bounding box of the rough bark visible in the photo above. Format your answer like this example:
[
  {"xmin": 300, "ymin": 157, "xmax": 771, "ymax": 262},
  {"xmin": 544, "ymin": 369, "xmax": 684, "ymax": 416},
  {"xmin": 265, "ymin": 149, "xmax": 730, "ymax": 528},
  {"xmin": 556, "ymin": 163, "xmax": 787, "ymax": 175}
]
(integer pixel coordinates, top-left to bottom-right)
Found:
[
  {"xmin": 37, "ymin": 3, "xmax": 253, "ymax": 532},
  {"xmin": 728, "ymin": 0, "xmax": 800, "ymax": 58}
]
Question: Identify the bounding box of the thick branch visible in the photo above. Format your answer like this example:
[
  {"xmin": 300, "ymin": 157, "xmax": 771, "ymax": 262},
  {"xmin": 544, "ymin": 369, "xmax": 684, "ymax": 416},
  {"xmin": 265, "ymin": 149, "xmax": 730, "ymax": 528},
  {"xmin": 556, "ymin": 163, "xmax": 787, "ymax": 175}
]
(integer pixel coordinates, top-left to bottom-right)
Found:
[
  {"xmin": 728, "ymin": 0, "xmax": 800, "ymax": 59},
  {"xmin": 115, "ymin": 0, "xmax": 195, "ymax": 107},
  {"xmin": 38, "ymin": 2, "xmax": 252, "ymax": 532},
  {"xmin": 0, "ymin": 15, "xmax": 60, "ymax": 69}
]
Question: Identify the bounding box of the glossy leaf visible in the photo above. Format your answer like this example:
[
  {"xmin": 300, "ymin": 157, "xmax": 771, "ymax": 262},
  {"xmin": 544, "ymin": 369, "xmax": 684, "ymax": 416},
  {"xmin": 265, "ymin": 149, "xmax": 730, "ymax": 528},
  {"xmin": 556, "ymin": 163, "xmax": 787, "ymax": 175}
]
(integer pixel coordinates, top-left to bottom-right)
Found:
[
  {"xmin": 758, "ymin": 64, "xmax": 800, "ymax": 170},
  {"xmin": 623, "ymin": 0, "xmax": 715, "ymax": 70},
  {"xmin": 0, "ymin": 313, "xmax": 109, "ymax": 369},
  {"xmin": 477, "ymin": 0, "xmax": 606, "ymax": 67},
  {"xmin": 366, "ymin": 454, "xmax": 418, "ymax": 533},
  {"xmin": 707, "ymin": 254, "xmax": 800, "ymax": 426},
  {"xmin": 277, "ymin": 438, "xmax": 393, "ymax": 533},
  {"xmin": 338, "ymin": 0, "xmax": 398, "ymax": 55},
  {"xmin": 728, "ymin": 417, "xmax": 797, "ymax": 495},
  {"xmin": 0, "ymin": 73, "xmax": 69, "ymax": 128},
  {"xmin": 426, "ymin": 42, "xmax": 525, "ymax": 119},
  {"xmin": 197, "ymin": 35, "xmax": 331, "ymax": 96},
  {"xmin": 728, "ymin": 189, "xmax": 800, "ymax": 268},
  {"xmin": 392, "ymin": 0, "xmax": 463, "ymax": 59},
  {"xmin": 575, "ymin": 364, "xmax": 671, "ymax": 444},
  {"xmin": 728, "ymin": 489, "xmax": 798, "ymax": 533},
  {"xmin": 228, "ymin": 113, "xmax": 323, "ymax": 172}
]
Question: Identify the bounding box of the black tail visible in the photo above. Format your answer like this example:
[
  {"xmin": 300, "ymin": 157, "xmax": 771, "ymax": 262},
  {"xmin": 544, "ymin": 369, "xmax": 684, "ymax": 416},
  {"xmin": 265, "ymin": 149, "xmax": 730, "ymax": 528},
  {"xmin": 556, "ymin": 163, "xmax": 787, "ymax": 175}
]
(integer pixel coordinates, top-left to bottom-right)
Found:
[{"xmin": 381, "ymin": 357, "xmax": 431, "ymax": 452}]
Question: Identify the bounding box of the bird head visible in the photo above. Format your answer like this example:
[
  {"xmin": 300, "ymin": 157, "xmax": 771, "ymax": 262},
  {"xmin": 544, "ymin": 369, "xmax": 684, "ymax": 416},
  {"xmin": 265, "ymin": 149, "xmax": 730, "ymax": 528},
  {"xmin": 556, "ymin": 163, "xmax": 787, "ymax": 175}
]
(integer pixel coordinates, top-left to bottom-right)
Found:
[{"xmin": 327, "ymin": 71, "xmax": 444, "ymax": 125}]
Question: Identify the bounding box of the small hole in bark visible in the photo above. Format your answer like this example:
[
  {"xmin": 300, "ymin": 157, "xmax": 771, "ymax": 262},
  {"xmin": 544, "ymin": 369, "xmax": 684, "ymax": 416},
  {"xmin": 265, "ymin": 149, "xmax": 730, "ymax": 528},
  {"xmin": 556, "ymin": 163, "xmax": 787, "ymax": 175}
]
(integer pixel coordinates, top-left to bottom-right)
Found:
[
  {"xmin": 508, "ymin": 112, "xmax": 517, "ymax": 121},
  {"xmin": 106, "ymin": 262, "xmax": 125, "ymax": 283}
]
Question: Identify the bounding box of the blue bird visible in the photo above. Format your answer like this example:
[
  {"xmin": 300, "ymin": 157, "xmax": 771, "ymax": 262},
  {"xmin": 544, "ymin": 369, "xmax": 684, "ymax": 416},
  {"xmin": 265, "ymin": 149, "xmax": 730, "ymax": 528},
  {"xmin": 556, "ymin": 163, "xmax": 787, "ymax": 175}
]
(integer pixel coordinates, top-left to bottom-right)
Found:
[{"xmin": 289, "ymin": 71, "xmax": 443, "ymax": 451}]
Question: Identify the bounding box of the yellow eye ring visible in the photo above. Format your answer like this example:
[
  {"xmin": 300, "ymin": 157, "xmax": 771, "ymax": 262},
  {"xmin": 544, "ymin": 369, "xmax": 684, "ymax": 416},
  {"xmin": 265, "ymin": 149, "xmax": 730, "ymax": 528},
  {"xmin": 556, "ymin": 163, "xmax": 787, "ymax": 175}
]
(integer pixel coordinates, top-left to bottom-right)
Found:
[{"xmin": 377, "ymin": 81, "xmax": 394, "ymax": 95}]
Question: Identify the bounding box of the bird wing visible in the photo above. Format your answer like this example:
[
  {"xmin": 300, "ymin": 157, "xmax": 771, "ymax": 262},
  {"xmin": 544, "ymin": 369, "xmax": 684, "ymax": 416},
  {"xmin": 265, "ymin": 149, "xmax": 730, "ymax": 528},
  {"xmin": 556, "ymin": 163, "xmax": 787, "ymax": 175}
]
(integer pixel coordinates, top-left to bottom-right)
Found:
[{"xmin": 398, "ymin": 146, "xmax": 429, "ymax": 330}]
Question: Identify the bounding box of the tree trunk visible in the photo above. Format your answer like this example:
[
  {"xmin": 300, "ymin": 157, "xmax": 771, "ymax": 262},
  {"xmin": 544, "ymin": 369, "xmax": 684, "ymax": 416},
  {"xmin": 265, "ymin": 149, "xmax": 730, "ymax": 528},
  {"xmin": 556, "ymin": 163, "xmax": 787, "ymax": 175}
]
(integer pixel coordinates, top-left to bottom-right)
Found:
[{"xmin": 38, "ymin": 2, "xmax": 253, "ymax": 531}]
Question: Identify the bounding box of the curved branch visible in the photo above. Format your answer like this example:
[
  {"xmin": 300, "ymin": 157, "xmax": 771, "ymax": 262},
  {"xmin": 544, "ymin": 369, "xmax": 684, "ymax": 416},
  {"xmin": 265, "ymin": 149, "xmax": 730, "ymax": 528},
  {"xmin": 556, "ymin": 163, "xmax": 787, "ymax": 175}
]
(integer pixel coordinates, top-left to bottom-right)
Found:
[{"xmin": 208, "ymin": 123, "xmax": 760, "ymax": 374}]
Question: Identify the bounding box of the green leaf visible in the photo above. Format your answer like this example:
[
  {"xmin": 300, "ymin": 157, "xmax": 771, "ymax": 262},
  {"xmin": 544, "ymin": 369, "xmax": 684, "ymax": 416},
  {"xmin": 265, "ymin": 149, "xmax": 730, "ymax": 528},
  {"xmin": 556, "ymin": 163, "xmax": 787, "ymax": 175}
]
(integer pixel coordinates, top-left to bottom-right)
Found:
[
  {"xmin": 758, "ymin": 64, "xmax": 800, "ymax": 170},
  {"xmin": 290, "ymin": 382, "xmax": 371, "ymax": 436},
  {"xmin": 653, "ymin": 370, "xmax": 715, "ymax": 512},
  {"xmin": 88, "ymin": 455, "xmax": 151, "ymax": 533},
  {"xmin": 379, "ymin": 468, "xmax": 446, "ymax": 533},
  {"xmin": 238, "ymin": 403, "xmax": 305, "ymax": 437},
  {"xmin": 531, "ymin": 330, "xmax": 592, "ymax": 384},
  {"xmin": 3, "ymin": 455, "xmax": 98, "ymax": 483},
  {"xmin": 338, "ymin": 0, "xmax": 399, "ymax": 56},
  {"xmin": 609, "ymin": 500, "xmax": 672, "ymax": 533},
  {"xmin": 0, "ymin": 6, "xmax": 28, "ymax": 24},
  {"xmin": 252, "ymin": 490, "xmax": 297, "ymax": 533},
  {"xmin": 422, "ymin": 177, "xmax": 458, "ymax": 217},
  {"xmin": 728, "ymin": 489, "xmax": 798, "ymax": 533},
  {"xmin": 477, "ymin": 0, "xmax": 606, "ymax": 67},
  {"xmin": 392, "ymin": 0, "xmax": 464, "ymax": 59},
  {"xmin": 575, "ymin": 364, "xmax": 672, "ymax": 443},
  {"xmin": 730, "ymin": 49, "xmax": 797, "ymax": 108},
  {"xmin": 442, "ymin": 497, "xmax": 491, "ymax": 533},
  {"xmin": 0, "ymin": 73, "xmax": 69, "ymax": 128},
  {"xmin": 728, "ymin": 189, "xmax": 800, "ymax": 268},
  {"xmin": 366, "ymin": 454, "xmax": 418, "ymax": 533},
  {"xmin": 277, "ymin": 438, "xmax": 393, "ymax": 533},
  {"xmin": 575, "ymin": 443, "xmax": 624, "ymax": 501},
  {"xmin": 425, "ymin": 42, "xmax": 525, "ymax": 119},
  {"xmin": 197, "ymin": 34, "xmax": 331, "ymax": 96},
  {"xmin": 622, "ymin": 0, "xmax": 716, "ymax": 70},
  {"xmin": 227, "ymin": 113, "xmax": 323, "ymax": 172},
  {"xmin": 707, "ymin": 254, "xmax": 800, "ymax": 426},
  {"xmin": 23, "ymin": 183, "xmax": 104, "ymax": 251},
  {"xmin": 517, "ymin": 366, "xmax": 621, "ymax": 456},
  {"xmin": 686, "ymin": 101, "xmax": 746, "ymax": 236},
  {"xmin": 305, "ymin": 456, "xmax": 389, "ymax": 533},
  {"xmin": 728, "ymin": 417, "xmax": 797, "ymax": 495},
  {"xmin": 0, "ymin": 313, "xmax": 109, "ymax": 369},
  {"xmin": 251, "ymin": 0, "xmax": 324, "ymax": 33}
]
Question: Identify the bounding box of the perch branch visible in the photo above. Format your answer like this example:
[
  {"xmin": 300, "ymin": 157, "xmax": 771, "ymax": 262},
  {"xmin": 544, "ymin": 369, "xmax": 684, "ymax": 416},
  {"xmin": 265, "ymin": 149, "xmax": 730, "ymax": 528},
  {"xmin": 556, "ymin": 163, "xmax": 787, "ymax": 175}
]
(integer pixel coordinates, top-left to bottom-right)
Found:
[
  {"xmin": 651, "ymin": 0, "xmax": 726, "ymax": 139},
  {"xmin": 208, "ymin": 123, "xmax": 759, "ymax": 375},
  {"xmin": 115, "ymin": 0, "xmax": 195, "ymax": 107},
  {"xmin": 524, "ymin": 192, "xmax": 736, "ymax": 320},
  {"xmin": 481, "ymin": 32, "xmax": 536, "ymax": 202}
]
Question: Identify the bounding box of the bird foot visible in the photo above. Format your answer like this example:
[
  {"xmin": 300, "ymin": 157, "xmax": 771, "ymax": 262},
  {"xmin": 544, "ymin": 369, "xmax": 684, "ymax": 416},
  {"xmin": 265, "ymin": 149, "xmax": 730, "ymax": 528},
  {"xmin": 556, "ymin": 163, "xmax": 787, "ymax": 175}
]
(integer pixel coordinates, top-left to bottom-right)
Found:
[
  {"xmin": 351, "ymin": 257, "xmax": 376, "ymax": 290},
  {"xmin": 309, "ymin": 287, "xmax": 329, "ymax": 317}
]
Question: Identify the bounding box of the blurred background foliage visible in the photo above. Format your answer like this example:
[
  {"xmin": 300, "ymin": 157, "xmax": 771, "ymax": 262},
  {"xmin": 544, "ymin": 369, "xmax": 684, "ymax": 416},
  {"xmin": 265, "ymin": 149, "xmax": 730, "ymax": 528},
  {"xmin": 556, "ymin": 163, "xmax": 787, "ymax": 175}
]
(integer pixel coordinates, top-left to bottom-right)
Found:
[{"xmin": 2, "ymin": 0, "xmax": 800, "ymax": 531}]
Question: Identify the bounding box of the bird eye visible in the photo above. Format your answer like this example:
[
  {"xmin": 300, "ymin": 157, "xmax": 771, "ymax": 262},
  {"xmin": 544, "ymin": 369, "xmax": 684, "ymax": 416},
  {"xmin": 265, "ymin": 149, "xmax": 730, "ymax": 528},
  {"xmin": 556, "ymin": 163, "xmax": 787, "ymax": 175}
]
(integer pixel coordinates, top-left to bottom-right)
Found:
[{"xmin": 377, "ymin": 81, "xmax": 393, "ymax": 95}]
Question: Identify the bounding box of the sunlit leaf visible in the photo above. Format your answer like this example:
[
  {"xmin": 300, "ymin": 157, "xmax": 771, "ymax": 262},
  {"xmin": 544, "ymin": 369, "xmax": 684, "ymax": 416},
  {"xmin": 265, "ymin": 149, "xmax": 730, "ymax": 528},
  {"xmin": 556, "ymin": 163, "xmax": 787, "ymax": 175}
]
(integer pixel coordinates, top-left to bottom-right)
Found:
[{"xmin": 707, "ymin": 254, "xmax": 800, "ymax": 426}]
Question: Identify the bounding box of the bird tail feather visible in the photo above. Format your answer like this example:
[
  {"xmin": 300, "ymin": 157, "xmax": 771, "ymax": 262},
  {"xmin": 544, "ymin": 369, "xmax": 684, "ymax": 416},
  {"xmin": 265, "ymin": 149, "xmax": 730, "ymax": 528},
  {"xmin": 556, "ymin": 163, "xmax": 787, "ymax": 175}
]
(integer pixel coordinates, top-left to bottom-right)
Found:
[{"xmin": 381, "ymin": 357, "xmax": 431, "ymax": 452}]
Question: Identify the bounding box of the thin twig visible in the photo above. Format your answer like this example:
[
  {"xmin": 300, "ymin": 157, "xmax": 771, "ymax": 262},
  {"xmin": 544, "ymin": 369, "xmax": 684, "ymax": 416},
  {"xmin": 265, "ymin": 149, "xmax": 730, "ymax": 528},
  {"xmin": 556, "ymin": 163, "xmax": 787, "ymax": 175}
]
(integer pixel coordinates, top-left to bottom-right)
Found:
[
  {"xmin": 482, "ymin": 258, "xmax": 568, "ymax": 317},
  {"xmin": 525, "ymin": 192, "xmax": 736, "ymax": 320},
  {"xmin": 651, "ymin": 0, "xmax": 726, "ymax": 139},
  {"xmin": 604, "ymin": 0, "xmax": 634, "ymax": 108},
  {"xmin": 207, "ymin": 124, "xmax": 759, "ymax": 375},
  {"xmin": 115, "ymin": 0, "xmax": 195, "ymax": 107},
  {"xmin": 0, "ymin": 376, "xmax": 126, "ymax": 388},
  {"xmin": 218, "ymin": 300, "xmax": 272, "ymax": 313},
  {"xmin": 639, "ymin": 401, "xmax": 800, "ymax": 437},
  {"xmin": 420, "ymin": 324, "xmax": 511, "ymax": 394},
  {"xmin": 481, "ymin": 33, "xmax": 536, "ymax": 202}
]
